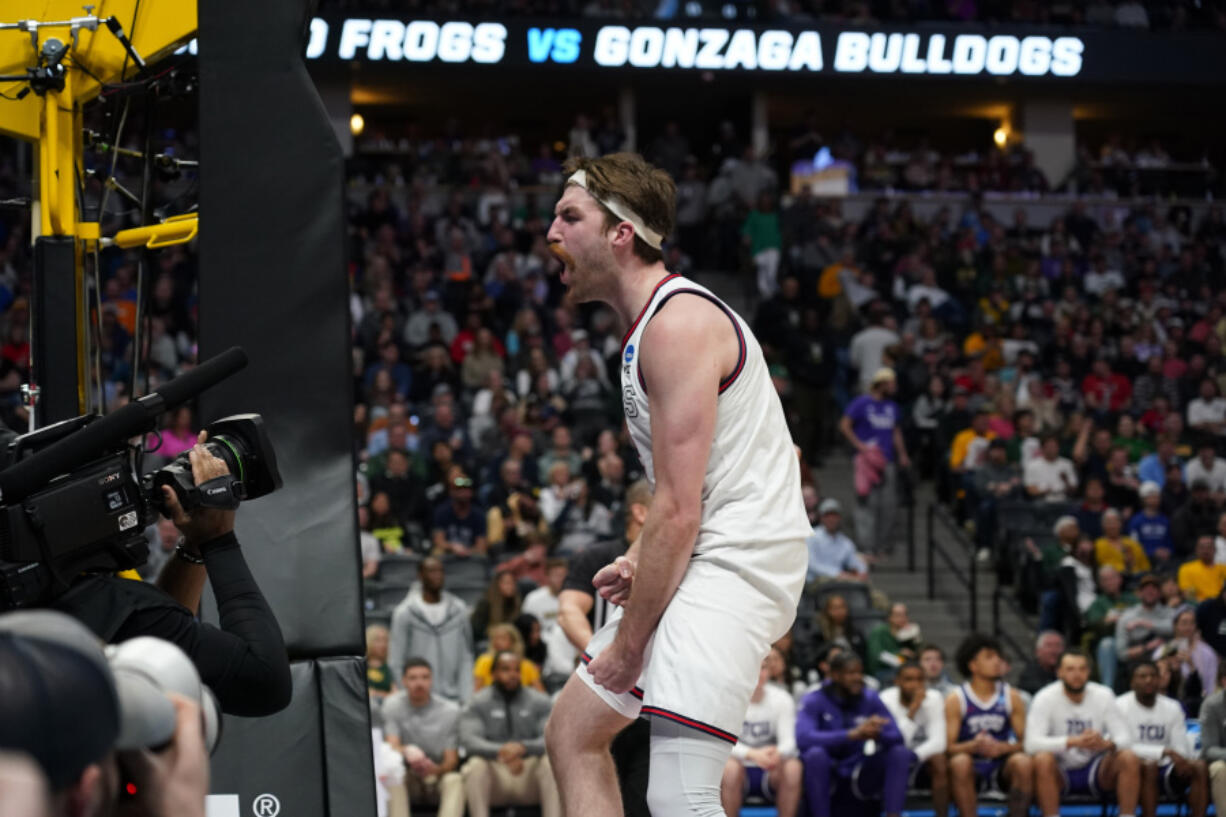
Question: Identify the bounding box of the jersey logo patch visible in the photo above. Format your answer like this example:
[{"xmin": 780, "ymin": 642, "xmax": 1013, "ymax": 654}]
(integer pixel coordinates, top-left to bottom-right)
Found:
[{"xmin": 624, "ymin": 344, "xmax": 635, "ymax": 364}]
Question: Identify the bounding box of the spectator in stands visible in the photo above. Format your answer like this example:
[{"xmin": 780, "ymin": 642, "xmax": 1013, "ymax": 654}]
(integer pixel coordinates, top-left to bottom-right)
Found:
[
  {"xmin": 805, "ymin": 498, "xmax": 869, "ymax": 584},
  {"xmin": 919, "ymin": 644, "xmax": 956, "ymax": 697},
  {"xmin": 432, "ymin": 473, "xmax": 488, "ymax": 559},
  {"xmin": 840, "ymin": 367, "xmax": 910, "ymax": 558},
  {"xmin": 1086, "ymin": 566, "xmax": 1137, "ymax": 691},
  {"xmin": 810, "ymin": 594, "xmax": 869, "ymax": 670},
  {"xmin": 1025, "ymin": 517, "xmax": 1082, "ymax": 625},
  {"xmin": 1157, "ymin": 607, "xmax": 1217, "ymax": 715},
  {"xmin": 1129, "ymin": 482, "xmax": 1175, "ymax": 570},
  {"xmin": 1025, "ymin": 434, "xmax": 1079, "ymax": 502},
  {"xmin": 389, "ymin": 557, "xmax": 475, "ymax": 704},
  {"xmin": 1083, "ymin": 357, "xmax": 1133, "ymax": 419},
  {"xmin": 881, "ymin": 661, "xmax": 949, "ymax": 817},
  {"xmin": 359, "ymin": 506, "xmax": 383, "ymax": 579},
  {"xmin": 472, "ymin": 623, "xmax": 544, "ymax": 694},
  {"xmin": 945, "ymin": 634, "xmax": 1032, "ymax": 817},
  {"xmin": 1117, "ymin": 660, "xmax": 1208, "ymax": 817},
  {"xmin": 949, "ymin": 408, "xmax": 995, "ymax": 476},
  {"xmin": 1173, "ymin": 480, "xmax": 1220, "ymax": 559},
  {"xmin": 972, "ymin": 439, "xmax": 1021, "ymax": 559},
  {"xmin": 523, "ymin": 559, "xmax": 575, "ymax": 691},
  {"xmin": 1078, "ymin": 478, "xmax": 1110, "ymax": 540},
  {"xmin": 744, "ymin": 191, "xmax": 783, "ymax": 300},
  {"xmin": 797, "ymin": 652, "xmax": 910, "ymax": 817},
  {"xmin": 471, "ymin": 569, "xmax": 521, "ymax": 645},
  {"xmin": 382, "ymin": 657, "xmax": 464, "ymax": 817},
  {"xmin": 1018, "ymin": 631, "xmax": 1065, "ymax": 695},
  {"xmin": 1188, "ymin": 378, "xmax": 1226, "ymax": 439},
  {"xmin": 1216, "ymin": 512, "xmax": 1226, "ymax": 564},
  {"xmin": 720, "ymin": 655, "xmax": 804, "ymax": 817},
  {"xmin": 1117, "ymin": 575, "xmax": 1177, "ymax": 687},
  {"xmin": 848, "ymin": 304, "xmax": 899, "ymax": 394},
  {"xmin": 1026, "ymin": 649, "xmax": 1140, "ymax": 817},
  {"xmin": 459, "ymin": 651, "xmax": 559, "ymax": 817},
  {"xmin": 550, "ymin": 478, "xmax": 613, "ymax": 556},
  {"xmin": 405, "ymin": 291, "xmax": 458, "ymax": 350},
  {"xmin": 866, "ymin": 603, "xmax": 921, "ymax": 684},
  {"xmin": 521, "ymin": 558, "xmax": 567, "ymax": 634},
  {"xmin": 1096, "ymin": 509, "xmax": 1151, "ymax": 578},
  {"xmin": 366, "ymin": 624, "xmax": 395, "ymax": 704},
  {"xmin": 1180, "ymin": 536, "xmax": 1226, "ymax": 603},
  {"xmin": 1139, "ymin": 434, "xmax": 1181, "ymax": 488},
  {"xmin": 1187, "ymin": 444, "xmax": 1226, "ymax": 501}
]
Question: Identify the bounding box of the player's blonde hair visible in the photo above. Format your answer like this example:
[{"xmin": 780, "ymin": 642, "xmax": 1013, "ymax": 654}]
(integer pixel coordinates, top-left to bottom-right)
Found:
[{"xmin": 563, "ymin": 152, "xmax": 676, "ymax": 264}]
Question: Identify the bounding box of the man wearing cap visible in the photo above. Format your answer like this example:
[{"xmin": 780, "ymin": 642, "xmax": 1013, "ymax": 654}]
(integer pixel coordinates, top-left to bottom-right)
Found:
[
  {"xmin": 805, "ymin": 498, "xmax": 869, "ymax": 585},
  {"xmin": 1129, "ymin": 482, "xmax": 1175, "ymax": 569},
  {"xmin": 431, "ymin": 473, "xmax": 488, "ymax": 559},
  {"xmin": 560, "ymin": 329, "xmax": 609, "ymax": 391},
  {"xmin": 840, "ymin": 367, "xmax": 910, "ymax": 559},
  {"xmin": 405, "ymin": 290, "xmax": 459, "ymax": 350},
  {"xmin": 1178, "ymin": 536, "xmax": 1226, "ymax": 603},
  {"xmin": 0, "ymin": 610, "xmax": 209, "ymax": 817},
  {"xmin": 1116, "ymin": 575, "xmax": 1177, "ymax": 689}
]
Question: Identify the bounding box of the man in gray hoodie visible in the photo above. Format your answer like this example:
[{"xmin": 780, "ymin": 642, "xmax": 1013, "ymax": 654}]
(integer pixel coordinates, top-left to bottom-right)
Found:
[
  {"xmin": 388, "ymin": 557, "xmax": 475, "ymax": 704},
  {"xmin": 460, "ymin": 651, "xmax": 560, "ymax": 817},
  {"xmin": 1116, "ymin": 574, "xmax": 1177, "ymax": 690},
  {"xmin": 1199, "ymin": 662, "xmax": 1226, "ymax": 816}
]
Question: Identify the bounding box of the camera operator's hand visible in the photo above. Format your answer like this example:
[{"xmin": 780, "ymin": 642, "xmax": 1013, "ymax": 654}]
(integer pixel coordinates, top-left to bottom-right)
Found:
[
  {"xmin": 162, "ymin": 431, "xmax": 236, "ymax": 549},
  {"xmin": 116, "ymin": 694, "xmax": 209, "ymax": 817}
]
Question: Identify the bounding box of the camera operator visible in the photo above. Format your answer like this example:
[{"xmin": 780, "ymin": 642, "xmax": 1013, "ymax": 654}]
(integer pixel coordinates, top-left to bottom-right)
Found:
[
  {"xmin": 50, "ymin": 432, "xmax": 292, "ymax": 717},
  {"xmin": 0, "ymin": 609, "xmax": 210, "ymax": 817}
]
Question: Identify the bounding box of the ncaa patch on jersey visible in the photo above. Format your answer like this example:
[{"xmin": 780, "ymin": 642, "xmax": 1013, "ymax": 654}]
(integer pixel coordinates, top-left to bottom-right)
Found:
[{"xmin": 624, "ymin": 344, "xmax": 635, "ymax": 363}]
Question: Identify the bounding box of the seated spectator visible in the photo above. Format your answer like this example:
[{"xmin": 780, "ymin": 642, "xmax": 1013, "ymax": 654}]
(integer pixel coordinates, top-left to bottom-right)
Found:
[
  {"xmin": 1116, "ymin": 661, "xmax": 1208, "ymax": 817},
  {"xmin": 949, "ymin": 409, "xmax": 995, "ymax": 476},
  {"xmin": 797, "ymin": 652, "xmax": 910, "ymax": 817},
  {"xmin": 1117, "ymin": 574, "xmax": 1177, "ymax": 690},
  {"xmin": 522, "ymin": 559, "xmax": 577, "ymax": 691},
  {"xmin": 459, "ymin": 651, "xmax": 559, "ymax": 817},
  {"xmin": 370, "ymin": 449, "xmax": 431, "ymax": 536},
  {"xmin": 1155, "ymin": 607, "xmax": 1217, "ymax": 716},
  {"xmin": 382, "ymin": 658, "xmax": 464, "ymax": 817},
  {"xmin": 370, "ymin": 491, "xmax": 409, "ymax": 554},
  {"xmin": 389, "ymin": 557, "xmax": 475, "ymax": 704},
  {"xmin": 1173, "ymin": 479, "xmax": 1219, "ymax": 558},
  {"xmin": 431, "ymin": 473, "xmax": 488, "ymax": 559},
  {"xmin": 1188, "ymin": 378, "xmax": 1226, "ymax": 439},
  {"xmin": 805, "ymin": 498, "xmax": 869, "ymax": 584},
  {"xmin": 945, "ymin": 634, "xmax": 1032, "ymax": 817},
  {"xmin": 359, "ymin": 506, "xmax": 383, "ymax": 579},
  {"xmin": 1082, "ymin": 357, "xmax": 1132, "ymax": 419},
  {"xmin": 1188, "ymin": 445, "xmax": 1226, "ymax": 502},
  {"xmin": 1105, "ymin": 446, "xmax": 1142, "ymax": 518},
  {"xmin": 1018, "ymin": 630, "xmax": 1065, "ymax": 695},
  {"xmin": 538, "ymin": 462, "xmax": 576, "ymax": 525},
  {"xmin": 1085, "ymin": 566, "xmax": 1137, "ymax": 691},
  {"xmin": 471, "ymin": 570, "xmax": 522, "ymax": 645},
  {"xmin": 366, "ymin": 624, "xmax": 395, "ymax": 704},
  {"xmin": 536, "ymin": 425, "xmax": 583, "ymax": 485},
  {"xmin": 472, "ymin": 624, "xmax": 544, "ymax": 694},
  {"xmin": 880, "ymin": 661, "xmax": 949, "ymax": 817},
  {"xmin": 807, "ymin": 594, "xmax": 868, "ymax": 671},
  {"xmin": 1095, "ymin": 509, "xmax": 1150, "ymax": 578},
  {"xmin": 1025, "ymin": 434, "xmax": 1079, "ymax": 502},
  {"xmin": 1077, "ymin": 478, "xmax": 1110, "ymax": 540},
  {"xmin": 721, "ymin": 655, "xmax": 804, "ymax": 817},
  {"xmin": 1138, "ymin": 434, "xmax": 1181, "ymax": 488},
  {"xmin": 550, "ymin": 479, "xmax": 613, "ymax": 556},
  {"xmin": 971, "ymin": 439, "xmax": 1022, "ymax": 558},
  {"xmin": 919, "ymin": 644, "xmax": 957, "ymax": 697},
  {"xmin": 1162, "ymin": 576, "xmax": 1185, "ymax": 609},
  {"xmin": 1025, "ymin": 649, "xmax": 1140, "ymax": 817},
  {"xmin": 1216, "ymin": 511, "xmax": 1226, "ymax": 564},
  {"xmin": 866, "ymin": 603, "xmax": 921, "ymax": 684},
  {"xmin": 1179, "ymin": 536, "xmax": 1226, "ymax": 603},
  {"xmin": 1129, "ymin": 482, "xmax": 1175, "ymax": 570}
]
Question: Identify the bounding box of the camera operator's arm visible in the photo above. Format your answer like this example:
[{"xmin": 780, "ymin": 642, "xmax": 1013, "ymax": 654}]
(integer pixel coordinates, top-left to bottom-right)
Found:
[{"xmin": 156, "ymin": 433, "xmax": 230, "ymax": 612}]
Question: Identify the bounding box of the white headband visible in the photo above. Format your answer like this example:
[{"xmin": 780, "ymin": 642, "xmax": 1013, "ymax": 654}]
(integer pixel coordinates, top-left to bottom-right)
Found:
[{"xmin": 567, "ymin": 170, "xmax": 664, "ymax": 250}]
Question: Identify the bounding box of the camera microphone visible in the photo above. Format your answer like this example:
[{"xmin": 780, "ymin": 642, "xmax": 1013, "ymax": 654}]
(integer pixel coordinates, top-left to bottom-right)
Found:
[{"xmin": 0, "ymin": 347, "xmax": 248, "ymax": 504}]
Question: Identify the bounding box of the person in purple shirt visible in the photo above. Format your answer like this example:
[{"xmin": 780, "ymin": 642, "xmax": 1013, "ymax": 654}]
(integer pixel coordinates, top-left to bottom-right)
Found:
[
  {"xmin": 797, "ymin": 652, "xmax": 911, "ymax": 817},
  {"xmin": 839, "ymin": 367, "xmax": 910, "ymax": 557}
]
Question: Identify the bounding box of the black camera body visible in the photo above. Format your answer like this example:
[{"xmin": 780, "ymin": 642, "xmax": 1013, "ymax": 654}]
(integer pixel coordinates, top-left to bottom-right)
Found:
[{"xmin": 0, "ymin": 412, "xmax": 281, "ymax": 611}]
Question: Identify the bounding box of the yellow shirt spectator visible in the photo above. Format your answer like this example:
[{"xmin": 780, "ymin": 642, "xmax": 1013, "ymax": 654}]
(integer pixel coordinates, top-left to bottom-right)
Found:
[
  {"xmin": 473, "ymin": 652, "xmax": 542, "ymax": 691},
  {"xmin": 1178, "ymin": 559, "xmax": 1226, "ymax": 602},
  {"xmin": 949, "ymin": 422, "xmax": 996, "ymax": 471},
  {"xmin": 1094, "ymin": 536, "xmax": 1150, "ymax": 575}
]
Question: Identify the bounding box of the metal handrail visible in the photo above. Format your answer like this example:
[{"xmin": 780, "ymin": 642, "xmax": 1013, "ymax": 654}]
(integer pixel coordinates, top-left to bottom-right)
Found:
[
  {"xmin": 992, "ymin": 585, "xmax": 1029, "ymax": 663},
  {"xmin": 926, "ymin": 503, "xmax": 977, "ymax": 632}
]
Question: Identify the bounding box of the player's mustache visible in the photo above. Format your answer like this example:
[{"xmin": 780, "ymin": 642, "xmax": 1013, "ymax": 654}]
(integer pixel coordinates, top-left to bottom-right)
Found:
[{"xmin": 549, "ymin": 242, "xmax": 576, "ymax": 268}]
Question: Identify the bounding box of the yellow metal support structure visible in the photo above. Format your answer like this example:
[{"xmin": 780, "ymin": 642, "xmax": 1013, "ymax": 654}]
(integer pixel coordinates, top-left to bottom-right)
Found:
[{"xmin": 0, "ymin": 1, "xmax": 197, "ymax": 415}]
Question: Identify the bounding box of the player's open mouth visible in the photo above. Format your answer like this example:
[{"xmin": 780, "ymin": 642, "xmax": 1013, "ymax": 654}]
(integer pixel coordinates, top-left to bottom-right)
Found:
[{"xmin": 549, "ymin": 242, "xmax": 576, "ymax": 281}]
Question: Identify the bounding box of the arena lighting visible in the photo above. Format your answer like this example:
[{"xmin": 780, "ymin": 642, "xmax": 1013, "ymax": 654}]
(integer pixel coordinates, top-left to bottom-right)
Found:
[
  {"xmin": 993, "ymin": 126, "xmax": 1008, "ymax": 148},
  {"xmin": 350, "ymin": 112, "xmax": 365, "ymax": 136}
]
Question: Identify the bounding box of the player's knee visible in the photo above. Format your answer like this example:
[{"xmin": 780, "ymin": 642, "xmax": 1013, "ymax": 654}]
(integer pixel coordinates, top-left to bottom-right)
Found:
[
  {"xmin": 1116, "ymin": 748, "xmax": 1140, "ymax": 773},
  {"xmin": 783, "ymin": 757, "xmax": 804, "ymax": 785},
  {"xmin": 1033, "ymin": 751, "xmax": 1058, "ymax": 773},
  {"xmin": 1140, "ymin": 761, "xmax": 1158, "ymax": 781},
  {"xmin": 1212, "ymin": 760, "xmax": 1226, "ymax": 782},
  {"xmin": 949, "ymin": 752, "xmax": 973, "ymax": 778},
  {"xmin": 929, "ymin": 753, "xmax": 949, "ymax": 774},
  {"xmin": 721, "ymin": 758, "xmax": 744, "ymax": 785},
  {"xmin": 1194, "ymin": 759, "xmax": 1210, "ymax": 781},
  {"xmin": 802, "ymin": 745, "xmax": 831, "ymax": 770}
]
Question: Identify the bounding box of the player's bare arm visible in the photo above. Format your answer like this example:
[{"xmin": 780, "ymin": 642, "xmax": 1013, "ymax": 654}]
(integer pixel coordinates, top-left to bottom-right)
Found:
[
  {"xmin": 587, "ymin": 297, "xmax": 734, "ymax": 693},
  {"xmin": 557, "ymin": 589, "xmax": 596, "ymax": 651}
]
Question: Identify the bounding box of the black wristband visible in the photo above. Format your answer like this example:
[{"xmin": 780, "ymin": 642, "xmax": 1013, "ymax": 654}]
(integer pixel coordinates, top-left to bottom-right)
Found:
[{"xmin": 175, "ymin": 542, "xmax": 206, "ymax": 565}]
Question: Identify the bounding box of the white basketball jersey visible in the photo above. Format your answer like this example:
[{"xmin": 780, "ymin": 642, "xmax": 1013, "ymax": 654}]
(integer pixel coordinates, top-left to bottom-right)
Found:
[{"xmin": 619, "ymin": 274, "xmax": 811, "ymax": 558}]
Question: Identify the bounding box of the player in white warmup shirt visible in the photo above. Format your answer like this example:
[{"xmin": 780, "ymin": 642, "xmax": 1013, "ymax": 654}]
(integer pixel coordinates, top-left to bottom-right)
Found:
[
  {"xmin": 1117, "ymin": 661, "xmax": 1208, "ymax": 817},
  {"xmin": 1025, "ymin": 649, "xmax": 1140, "ymax": 817},
  {"xmin": 880, "ymin": 661, "xmax": 949, "ymax": 816},
  {"xmin": 541, "ymin": 153, "xmax": 809, "ymax": 817},
  {"xmin": 720, "ymin": 655, "xmax": 804, "ymax": 817}
]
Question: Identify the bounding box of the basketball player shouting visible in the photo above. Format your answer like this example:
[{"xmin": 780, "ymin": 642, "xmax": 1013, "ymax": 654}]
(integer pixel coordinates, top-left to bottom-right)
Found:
[{"xmin": 542, "ymin": 152, "xmax": 810, "ymax": 817}]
